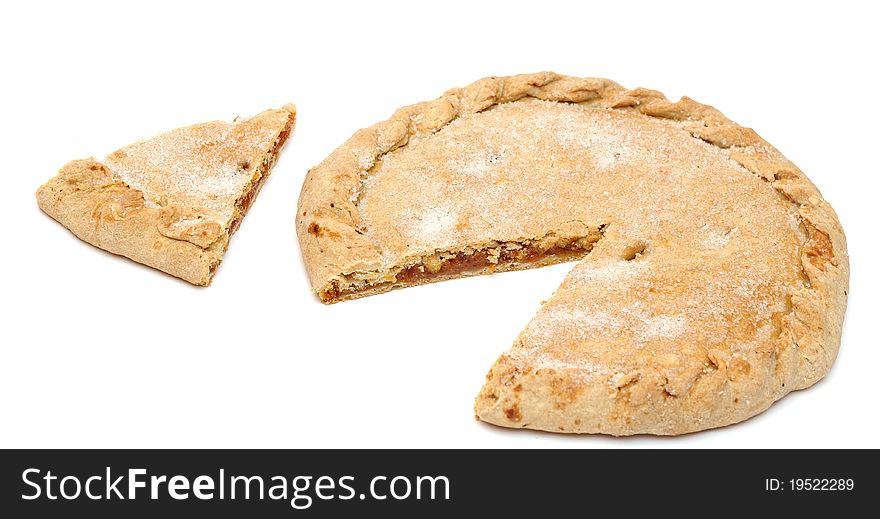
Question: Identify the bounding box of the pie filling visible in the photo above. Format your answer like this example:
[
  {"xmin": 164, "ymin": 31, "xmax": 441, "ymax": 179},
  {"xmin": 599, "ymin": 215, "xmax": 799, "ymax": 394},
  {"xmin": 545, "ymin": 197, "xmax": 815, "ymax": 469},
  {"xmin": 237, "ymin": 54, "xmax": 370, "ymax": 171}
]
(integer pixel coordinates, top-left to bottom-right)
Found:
[
  {"xmin": 206, "ymin": 124, "xmax": 293, "ymax": 282},
  {"xmin": 321, "ymin": 230, "xmax": 605, "ymax": 302},
  {"xmin": 228, "ymin": 125, "xmax": 293, "ymax": 235}
]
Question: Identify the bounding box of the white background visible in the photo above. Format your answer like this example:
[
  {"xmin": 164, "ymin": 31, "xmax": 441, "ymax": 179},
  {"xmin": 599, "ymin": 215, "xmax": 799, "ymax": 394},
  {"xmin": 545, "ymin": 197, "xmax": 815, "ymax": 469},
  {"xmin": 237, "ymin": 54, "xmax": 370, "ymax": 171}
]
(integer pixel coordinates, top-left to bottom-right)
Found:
[{"xmin": 1, "ymin": 0, "xmax": 877, "ymax": 448}]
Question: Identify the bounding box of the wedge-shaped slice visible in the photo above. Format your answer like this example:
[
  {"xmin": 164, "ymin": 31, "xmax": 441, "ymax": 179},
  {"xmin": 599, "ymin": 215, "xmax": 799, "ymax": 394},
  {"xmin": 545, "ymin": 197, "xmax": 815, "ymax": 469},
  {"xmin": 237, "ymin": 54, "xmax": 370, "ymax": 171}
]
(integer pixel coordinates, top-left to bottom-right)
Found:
[
  {"xmin": 297, "ymin": 73, "xmax": 847, "ymax": 435},
  {"xmin": 38, "ymin": 105, "xmax": 296, "ymax": 285}
]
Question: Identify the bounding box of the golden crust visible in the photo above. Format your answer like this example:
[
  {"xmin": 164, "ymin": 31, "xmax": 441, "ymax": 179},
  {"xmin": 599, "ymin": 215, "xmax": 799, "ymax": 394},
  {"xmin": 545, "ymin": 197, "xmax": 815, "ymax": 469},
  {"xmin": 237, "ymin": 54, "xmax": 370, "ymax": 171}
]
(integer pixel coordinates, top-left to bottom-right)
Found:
[
  {"xmin": 37, "ymin": 105, "xmax": 296, "ymax": 285},
  {"xmin": 295, "ymin": 72, "xmax": 848, "ymax": 435}
]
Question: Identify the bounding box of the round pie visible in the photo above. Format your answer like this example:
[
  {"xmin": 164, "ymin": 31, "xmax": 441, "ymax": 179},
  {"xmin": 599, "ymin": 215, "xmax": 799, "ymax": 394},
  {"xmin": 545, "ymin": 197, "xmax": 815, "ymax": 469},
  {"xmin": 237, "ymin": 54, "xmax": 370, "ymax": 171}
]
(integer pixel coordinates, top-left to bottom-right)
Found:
[{"xmin": 296, "ymin": 72, "xmax": 848, "ymax": 435}]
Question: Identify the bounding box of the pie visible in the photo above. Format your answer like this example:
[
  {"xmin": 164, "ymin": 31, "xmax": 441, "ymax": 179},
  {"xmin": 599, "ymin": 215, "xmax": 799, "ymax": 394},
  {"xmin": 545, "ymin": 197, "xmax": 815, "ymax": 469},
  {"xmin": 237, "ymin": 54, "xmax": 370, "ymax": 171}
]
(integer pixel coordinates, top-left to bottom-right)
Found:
[
  {"xmin": 37, "ymin": 105, "xmax": 296, "ymax": 285},
  {"xmin": 295, "ymin": 72, "xmax": 848, "ymax": 435}
]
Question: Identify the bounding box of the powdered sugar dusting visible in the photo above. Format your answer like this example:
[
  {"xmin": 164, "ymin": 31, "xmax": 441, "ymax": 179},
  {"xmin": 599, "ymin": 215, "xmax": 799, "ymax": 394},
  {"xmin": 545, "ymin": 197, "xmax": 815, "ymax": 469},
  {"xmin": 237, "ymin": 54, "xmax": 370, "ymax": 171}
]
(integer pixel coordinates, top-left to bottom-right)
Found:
[
  {"xmin": 103, "ymin": 115, "xmax": 281, "ymax": 226},
  {"xmin": 506, "ymin": 342, "xmax": 605, "ymax": 379},
  {"xmin": 401, "ymin": 204, "xmax": 458, "ymax": 245},
  {"xmin": 639, "ymin": 315, "xmax": 686, "ymax": 341},
  {"xmin": 569, "ymin": 257, "xmax": 648, "ymax": 285},
  {"xmin": 524, "ymin": 306, "xmax": 626, "ymax": 341},
  {"xmin": 354, "ymin": 146, "xmax": 376, "ymax": 172},
  {"xmin": 700, "ymin": 225, "xmax": 738, "ymax": 250},
  {"xmin": 165, "ymin": 216, "xmax": 207, "ymax": 233}
]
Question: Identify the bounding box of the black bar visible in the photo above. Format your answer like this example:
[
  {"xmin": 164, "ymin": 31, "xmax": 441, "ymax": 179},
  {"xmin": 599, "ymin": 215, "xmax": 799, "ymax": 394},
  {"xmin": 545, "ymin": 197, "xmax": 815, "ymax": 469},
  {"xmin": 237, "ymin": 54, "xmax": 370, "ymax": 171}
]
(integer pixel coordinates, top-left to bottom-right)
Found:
[{"xmin": 1, "ymin": 449, "xmax": 874, "ymax": 516}]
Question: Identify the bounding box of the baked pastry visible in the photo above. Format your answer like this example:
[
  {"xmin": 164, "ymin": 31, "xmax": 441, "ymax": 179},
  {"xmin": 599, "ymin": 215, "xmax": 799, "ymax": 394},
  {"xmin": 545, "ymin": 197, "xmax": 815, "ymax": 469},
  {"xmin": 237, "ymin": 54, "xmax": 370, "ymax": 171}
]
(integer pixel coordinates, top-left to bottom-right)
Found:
[
  {"xmin": 38, "ymin": 105, "xmax": 296, "ymax": 285},
  {"xmin": 296, "ymin": 73, "xmax": 847, "ymax": 435}
]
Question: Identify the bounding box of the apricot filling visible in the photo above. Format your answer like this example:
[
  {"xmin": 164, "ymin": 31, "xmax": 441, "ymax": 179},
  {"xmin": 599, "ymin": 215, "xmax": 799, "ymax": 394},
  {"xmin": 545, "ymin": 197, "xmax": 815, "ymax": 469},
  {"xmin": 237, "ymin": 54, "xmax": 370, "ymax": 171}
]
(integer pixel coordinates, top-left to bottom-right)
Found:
[
  {"xmin": 320, "ymin": 229, "xmax": 605, "ymax": 303},
  {"xmin": 228, "ymin": 127, "xmax": 292, "ymax": 235}
]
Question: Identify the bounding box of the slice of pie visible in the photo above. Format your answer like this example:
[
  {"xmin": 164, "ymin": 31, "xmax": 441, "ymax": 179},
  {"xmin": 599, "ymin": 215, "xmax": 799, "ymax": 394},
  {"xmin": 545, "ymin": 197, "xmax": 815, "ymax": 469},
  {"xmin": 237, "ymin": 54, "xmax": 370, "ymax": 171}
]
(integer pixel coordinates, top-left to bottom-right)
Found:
[
  {"xmin": 296, "ymin": 73, "xmax": 848, "ymax": 435},
  {"xmin": 37, "ymin": 105, "xmax": 296, "ymax": 285}
]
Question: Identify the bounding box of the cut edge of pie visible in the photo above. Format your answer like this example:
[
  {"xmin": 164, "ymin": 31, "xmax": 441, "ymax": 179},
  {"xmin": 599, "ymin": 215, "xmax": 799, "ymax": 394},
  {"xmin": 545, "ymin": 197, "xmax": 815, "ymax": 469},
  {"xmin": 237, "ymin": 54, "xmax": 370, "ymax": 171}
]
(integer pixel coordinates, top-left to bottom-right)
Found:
[
  {"xmin": 296, "ymin": 72, "xmax": 848, "ymax": 435},
  {"xmin": 316, "ymin": 225, "xmax": 607, "ymax": 303},
  {"xmin": 37, "ymin": 104, "xmax": 296, "ymax": 286}
]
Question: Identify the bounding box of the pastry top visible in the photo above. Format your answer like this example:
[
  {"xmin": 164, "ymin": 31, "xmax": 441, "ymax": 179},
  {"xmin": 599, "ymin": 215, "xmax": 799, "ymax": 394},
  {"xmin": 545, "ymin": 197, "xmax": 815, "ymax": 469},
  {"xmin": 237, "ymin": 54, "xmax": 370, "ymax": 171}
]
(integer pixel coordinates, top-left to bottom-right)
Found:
[
  {"xmin": 360, "ymin": 100, "xmax": 795, "ymax": 261},
  {"xmin": 297, "ymin": 72, "xmax": 847, "ymax": 434},
  {"xmin": 37, "ymin": 104, "xmax": 296, "ymax": 285},
  {"xmin": 105, "ymin": 105, "xmax": 296, "ymax": 232}
]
